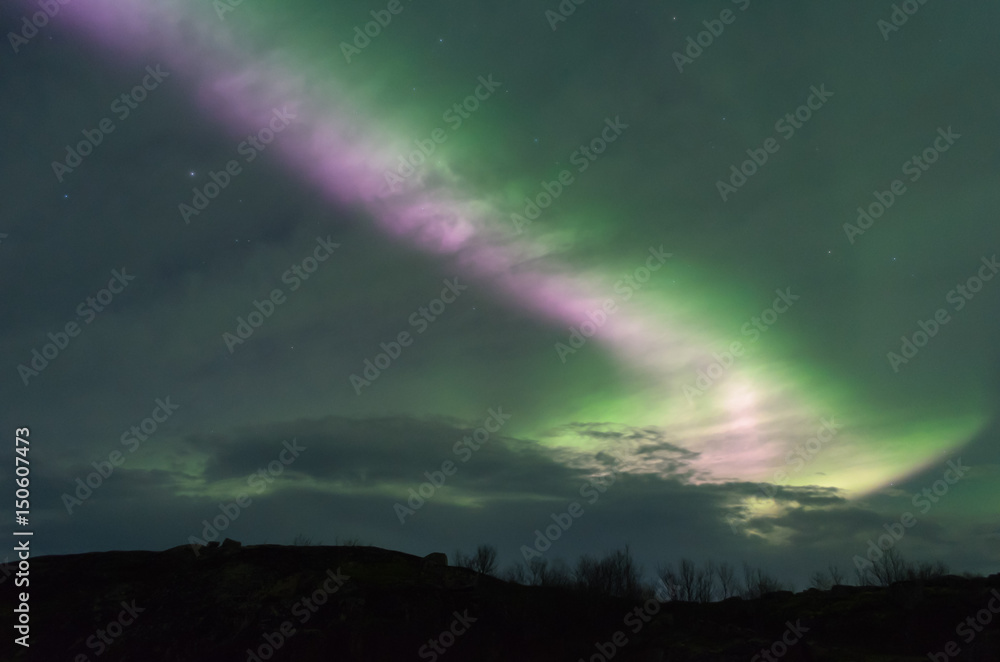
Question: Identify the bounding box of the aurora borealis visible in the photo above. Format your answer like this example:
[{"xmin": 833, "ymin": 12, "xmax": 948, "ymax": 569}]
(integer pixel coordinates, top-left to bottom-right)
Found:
[{"xmin": 2, "ymin": 0, "xmax": 998, "ymax": 585}]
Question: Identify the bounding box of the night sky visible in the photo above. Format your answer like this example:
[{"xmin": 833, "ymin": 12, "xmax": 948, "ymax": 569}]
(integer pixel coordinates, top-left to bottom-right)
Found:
[{"xmin": 2, "ymin": 0, "xmax": 998, "ymax": 588}]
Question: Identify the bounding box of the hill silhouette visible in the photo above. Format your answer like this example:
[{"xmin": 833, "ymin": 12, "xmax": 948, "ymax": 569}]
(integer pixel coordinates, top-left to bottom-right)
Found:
[{"xmin": 4, "ymin": 540, "xmax": 999, "ymax": 661}]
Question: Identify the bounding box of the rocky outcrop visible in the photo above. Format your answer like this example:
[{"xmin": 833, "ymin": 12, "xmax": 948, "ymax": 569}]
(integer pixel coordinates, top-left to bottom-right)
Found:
[{"xmin": 423, "ymin": 552, "xmax": 448, "ymax": 566}]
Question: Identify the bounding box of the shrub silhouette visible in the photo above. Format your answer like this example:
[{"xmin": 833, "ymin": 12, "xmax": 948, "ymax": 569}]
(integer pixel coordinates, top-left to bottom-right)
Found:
[
  {"xmin": 502, "ymin": 557, "xmax": 573, "ymax": 587},
  {"xmin": 574, "ymin": 545, "xmax": 643, "ymax": 600},
  {"xmin": 455, "ymin": 544, "xmax": 499, "ymax": 576},
  {"xmin": 496, "ymin": 544, "xmax": 972, "ymax": 603},
  {"xmin": 854, "ymin": 547, "xmax": 948, "ymax": 586}
]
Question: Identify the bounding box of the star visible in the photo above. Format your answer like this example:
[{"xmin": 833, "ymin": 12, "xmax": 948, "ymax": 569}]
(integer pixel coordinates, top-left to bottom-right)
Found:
[{"xmin": 189, "ymin": 171, "xmax": 195, "ymax": 176}]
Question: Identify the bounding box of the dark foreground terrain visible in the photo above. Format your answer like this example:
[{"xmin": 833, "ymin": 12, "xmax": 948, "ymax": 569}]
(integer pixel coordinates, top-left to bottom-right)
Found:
[{"xmin": 4, "ymin": 542, "xmax": 999, "ymax": 661}]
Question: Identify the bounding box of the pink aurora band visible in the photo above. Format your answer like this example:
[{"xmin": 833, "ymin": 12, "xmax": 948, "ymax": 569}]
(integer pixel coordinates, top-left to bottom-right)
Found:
[{"xmin": 42, "ymin": 0, "xmax": 819, "ymax": 483}]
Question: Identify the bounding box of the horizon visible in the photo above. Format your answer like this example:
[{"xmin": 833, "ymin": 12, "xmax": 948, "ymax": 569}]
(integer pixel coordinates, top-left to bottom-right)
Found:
[{"xmin": 11, "ymin": 536, "xmax": 990, "ymax": 598}]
